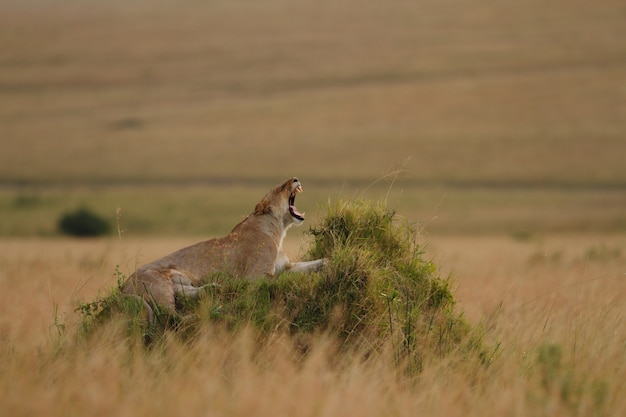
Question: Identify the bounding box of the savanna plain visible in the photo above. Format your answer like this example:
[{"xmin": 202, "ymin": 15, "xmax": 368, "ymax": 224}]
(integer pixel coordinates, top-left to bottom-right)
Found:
[{"xmin": 1, "ymin": 0, "xmax": 625, "ymax": 416}]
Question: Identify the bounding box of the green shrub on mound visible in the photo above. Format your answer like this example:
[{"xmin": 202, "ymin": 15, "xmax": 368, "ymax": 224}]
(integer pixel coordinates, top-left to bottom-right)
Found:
[{"xmin": 78, "ymin": 199, "xmax": 484, "ymax": 369}]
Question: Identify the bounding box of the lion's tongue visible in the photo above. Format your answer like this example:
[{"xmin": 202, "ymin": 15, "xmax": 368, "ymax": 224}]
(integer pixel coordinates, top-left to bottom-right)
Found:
[{"xmin": 290, "ymin": 205, "xmax": 304, "ymax": 219}]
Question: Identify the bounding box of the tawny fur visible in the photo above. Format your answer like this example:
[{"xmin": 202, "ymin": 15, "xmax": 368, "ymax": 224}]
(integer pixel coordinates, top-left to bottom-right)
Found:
[{"xmin": 122, "ymin": 177, "xmax": 326, "ymax": 313}]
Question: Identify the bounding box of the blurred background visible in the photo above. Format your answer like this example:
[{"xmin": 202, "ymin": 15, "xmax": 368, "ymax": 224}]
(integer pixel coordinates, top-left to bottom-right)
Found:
[{"xmin": 1, "ymin": 0, "xmax": 625, "ymax": 238}]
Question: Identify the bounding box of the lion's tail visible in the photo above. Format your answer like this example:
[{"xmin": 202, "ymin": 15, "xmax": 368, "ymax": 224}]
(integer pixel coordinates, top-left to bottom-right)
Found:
[{"xmin": 126, "ymin": 294, "xmax": 155, "ymax": 326}]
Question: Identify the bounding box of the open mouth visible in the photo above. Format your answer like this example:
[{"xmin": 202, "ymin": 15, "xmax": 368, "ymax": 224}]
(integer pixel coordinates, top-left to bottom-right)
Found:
[{"xmin": 289, "ymin": 185, "xmax": 305, "ymax": 221}]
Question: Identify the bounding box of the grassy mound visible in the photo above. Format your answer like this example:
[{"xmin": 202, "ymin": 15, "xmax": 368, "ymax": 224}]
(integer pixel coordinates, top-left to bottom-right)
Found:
[{"xmin": 78, "ymin": 199, "xmax": 483, "ymax": 369}]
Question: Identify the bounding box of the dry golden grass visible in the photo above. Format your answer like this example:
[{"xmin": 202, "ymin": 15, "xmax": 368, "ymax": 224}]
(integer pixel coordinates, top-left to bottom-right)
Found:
[{"xmin": 0, "ymin": 234, "xmax": 624, "ymax": 416}]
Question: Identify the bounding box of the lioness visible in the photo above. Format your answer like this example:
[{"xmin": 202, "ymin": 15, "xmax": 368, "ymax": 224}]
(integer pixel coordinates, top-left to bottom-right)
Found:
[{"xmin": 122, "ymin": 177, "xmax": 327, "ymax": 319}]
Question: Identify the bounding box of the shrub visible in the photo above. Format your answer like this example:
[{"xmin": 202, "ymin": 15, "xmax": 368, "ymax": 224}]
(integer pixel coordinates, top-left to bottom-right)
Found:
[
  {"xmin": 77, "ymin": 199, "xmax": 483, "ymax": 370},
  {"xmin": 58, "ymin": 207, "xmax": 110, "ymax": 237}
]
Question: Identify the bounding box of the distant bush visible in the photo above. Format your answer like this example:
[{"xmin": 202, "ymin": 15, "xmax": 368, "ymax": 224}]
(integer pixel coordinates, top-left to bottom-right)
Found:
[
  {"xmin": 77, "ymin": 199, "xmax": 485, "ymax": 371},
  {"xmin": 58, "ymin": 207, "xmax": 110, "ymax": 237}
]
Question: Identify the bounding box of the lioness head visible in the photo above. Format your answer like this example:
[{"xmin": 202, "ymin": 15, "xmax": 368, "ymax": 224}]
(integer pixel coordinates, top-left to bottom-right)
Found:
[{"xmin": 254, "ymin": 177, "xmax": 306, "ymax": 227}]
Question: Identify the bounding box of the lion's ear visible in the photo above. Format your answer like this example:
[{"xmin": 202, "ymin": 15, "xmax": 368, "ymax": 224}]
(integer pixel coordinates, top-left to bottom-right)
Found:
[{"xmin": 254, "ymin": 199, "xmax": 270, "ymax": 215}]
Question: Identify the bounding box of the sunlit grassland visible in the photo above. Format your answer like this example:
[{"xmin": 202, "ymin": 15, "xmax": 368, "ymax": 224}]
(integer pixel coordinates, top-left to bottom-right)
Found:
[
  {"xmin": 0, "ymin": 234, "xmax": 624, "ymax": 416},
  {"xmin": 1, "ymin": 0, "xmax": 625, "ymax": 187}
]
